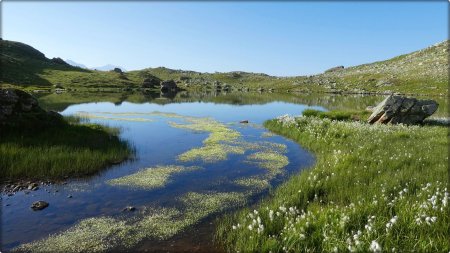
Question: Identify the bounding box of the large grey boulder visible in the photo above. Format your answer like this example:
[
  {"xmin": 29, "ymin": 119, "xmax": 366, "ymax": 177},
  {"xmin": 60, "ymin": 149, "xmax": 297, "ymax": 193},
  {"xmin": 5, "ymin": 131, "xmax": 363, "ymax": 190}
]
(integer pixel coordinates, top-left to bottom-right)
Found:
[{"xmin": 367, "ymin": 95, "xmax": 438, "ymax": 124}]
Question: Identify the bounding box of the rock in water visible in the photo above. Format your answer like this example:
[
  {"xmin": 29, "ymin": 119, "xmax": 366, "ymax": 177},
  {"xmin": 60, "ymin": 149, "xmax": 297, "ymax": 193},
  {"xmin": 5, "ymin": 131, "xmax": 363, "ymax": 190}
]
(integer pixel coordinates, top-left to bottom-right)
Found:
[
  {"xmin": 123, "ymin": 206, "xmax": 136, "ymax": 212},
  {"xmin": 367, "ymin": 95, "xmax": 438, "ymax": 124},
  {"xmin": 31, "ymin": 201, "xmax": 49, "ymax": 211}
]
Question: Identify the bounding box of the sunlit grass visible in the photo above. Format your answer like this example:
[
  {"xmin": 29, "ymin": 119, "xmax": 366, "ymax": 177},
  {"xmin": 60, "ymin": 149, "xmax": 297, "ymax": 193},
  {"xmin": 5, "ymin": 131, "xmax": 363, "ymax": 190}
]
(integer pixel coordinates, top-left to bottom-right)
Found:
[
  {"xmin": 217, "ymin": 114, "xmax": 449, "ymax": 252},
  {"xmin": 0, "ymin": 118, "xmax": 132, "ymax": 180}
]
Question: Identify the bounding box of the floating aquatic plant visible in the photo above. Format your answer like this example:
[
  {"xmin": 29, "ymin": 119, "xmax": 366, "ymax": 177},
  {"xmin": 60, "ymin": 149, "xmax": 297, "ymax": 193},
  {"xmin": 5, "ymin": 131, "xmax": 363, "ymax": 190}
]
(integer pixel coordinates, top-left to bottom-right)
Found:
[
  {"xmin": 75, "ymin": 112, "xmax": 154, "ymax": 122},
  {"xmin": 246, "ymin": 151, "xmax": 289, "ymax": 174},
  {"xmin": 168, "ymin": 115, "xmax": 288, "ymax": 165},
  {"xmin": 14, "ymin": 208, "xmax": 185, "ymax": 253},
  {"xmin": 88, "ymin": 111, "xmax": 187, "ymax": 119},
  {"xmin": 261, "ymin": 131, "xmax": 276, "ymax": 138},
  {"xmin": 169, "ymin": 117, "xmax": 244, "ymax": 162},
  {"xmin": 234, "ymin": 176, "xmax": 271, "ymax": 192},
  {"xmin": 181, "ymin": 191, "xmax": 247, "ymax": 220},
  {"xmin": 107, "ymin": 165, "xmax": 201, "ymax": 189},
  {"xmin": 15, "ymin": 191, "xmax": 249, "ymax": 253},
  {"xmin": 178, "ymin": 144, "xmax": 245, "ymax": 163}
]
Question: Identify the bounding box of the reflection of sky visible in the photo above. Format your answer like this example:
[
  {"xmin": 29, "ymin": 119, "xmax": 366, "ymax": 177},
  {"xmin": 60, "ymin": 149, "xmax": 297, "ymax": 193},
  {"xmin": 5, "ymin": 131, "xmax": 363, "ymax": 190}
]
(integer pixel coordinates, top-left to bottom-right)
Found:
[{"xmin": 62, "ymin": 101, "xmax": 325, "ymax": 124}]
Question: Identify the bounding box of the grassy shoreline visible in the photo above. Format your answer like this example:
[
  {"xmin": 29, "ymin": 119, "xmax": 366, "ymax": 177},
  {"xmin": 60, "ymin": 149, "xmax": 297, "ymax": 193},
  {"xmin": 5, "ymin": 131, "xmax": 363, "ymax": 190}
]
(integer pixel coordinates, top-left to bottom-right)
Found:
[
  {"xmin": 0, "ymin": 118, "xmax": 133, "ymax": 182},
  {"xmin": 216, "ymin": 114, "xmax": 449, "ymax": 252}
]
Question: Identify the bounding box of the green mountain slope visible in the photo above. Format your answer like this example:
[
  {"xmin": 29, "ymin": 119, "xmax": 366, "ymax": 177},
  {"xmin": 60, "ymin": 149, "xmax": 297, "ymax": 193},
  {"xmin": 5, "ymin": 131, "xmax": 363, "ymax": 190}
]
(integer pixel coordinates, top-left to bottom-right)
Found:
[
  {"xmin": 0, "ymin": 39, "xmax": 138, "ymax": 90},
  {"xmin": 1, "ymin": 39, "xmax": 448, "ymax": 95},
  {"xmin": 306, "ymin": 40, "xmax": 449, "ymax": 95}
]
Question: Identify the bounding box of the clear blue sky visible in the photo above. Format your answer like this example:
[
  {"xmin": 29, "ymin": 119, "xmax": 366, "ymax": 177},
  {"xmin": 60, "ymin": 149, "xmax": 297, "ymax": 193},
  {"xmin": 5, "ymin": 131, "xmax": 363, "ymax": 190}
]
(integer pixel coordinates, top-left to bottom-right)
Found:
[{"xmin": 2, "ymin": 1, "xmax": 448, "ymax": 76}]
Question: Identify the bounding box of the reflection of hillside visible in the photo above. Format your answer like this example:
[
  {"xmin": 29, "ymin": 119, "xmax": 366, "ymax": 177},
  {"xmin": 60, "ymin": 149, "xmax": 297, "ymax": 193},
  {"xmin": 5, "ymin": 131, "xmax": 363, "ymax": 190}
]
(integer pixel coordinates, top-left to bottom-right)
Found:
[{"xmin": 37, "ymin": 91, "xmax": 448, "ymax": 117}]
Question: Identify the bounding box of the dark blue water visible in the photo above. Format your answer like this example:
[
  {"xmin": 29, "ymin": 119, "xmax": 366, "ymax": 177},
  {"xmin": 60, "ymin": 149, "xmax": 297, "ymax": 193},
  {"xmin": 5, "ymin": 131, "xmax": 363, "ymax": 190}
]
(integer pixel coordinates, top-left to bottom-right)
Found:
[{"xmin": 1, "ymin": 101, "xmax": 320, "ymax": 251}]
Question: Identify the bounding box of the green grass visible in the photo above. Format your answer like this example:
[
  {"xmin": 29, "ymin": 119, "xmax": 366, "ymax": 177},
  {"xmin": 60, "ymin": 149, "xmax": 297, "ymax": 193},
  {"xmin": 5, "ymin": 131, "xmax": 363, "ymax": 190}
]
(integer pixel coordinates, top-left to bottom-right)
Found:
[
  {"xmin": 302, "ymin": 109, "xmax": 371, "ymax": 121},
  {"xmin": 0, "ymin": 118, "xmax": 133, "ymax": 180},
  {"xmin": 216, "ymin": 115, "xmax": 449, "ymax": 252}
]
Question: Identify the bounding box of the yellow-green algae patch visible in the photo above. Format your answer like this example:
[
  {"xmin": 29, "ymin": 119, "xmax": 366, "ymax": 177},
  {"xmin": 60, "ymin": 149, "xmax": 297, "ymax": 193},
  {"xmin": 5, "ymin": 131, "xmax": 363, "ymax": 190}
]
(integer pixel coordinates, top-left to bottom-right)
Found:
[
  {"xmin": 92, "ymin": 111, "xmax": 195, "ymax": 119},
  {"xmin": 181, "ymin": 191, "xmax": 247, "ymax": 220},
  {"xmin": 246, "ymin": 151, "xmax": 289, "ymax": 174},
  {"xmin": 261, "ymin": 131, "xmax": 276, "ymax": 138},
  {"xmin": 230, "ymin": 140, "xmax": 287, "ymax": 154},
  {"xmin": 15, "ymin": 192, "xmax": 248, "ymax": 253},
  {"xmin": 234, "ymin": 176, "xmax": 271, "ymax": 192},
  {"xmin": 90, "ymin": 111, "xmax": 188, "ymax": 119},
  {"xmin": 178, "ymin": 144, "xmax": 245, "ymax": 163},
  {"xmin": 14, "ymin": 208, "xmax": 185, "ymax": 253},
  {"xmin": 167, "ymin": 115, "xmax": 288, "ymax": 164},
  {"xmin": 75, "ymin": 112, "xmax": 154, "ymax": 122},
  {"xmin": 107, "ymin": 165, "xmax": 201, "ymax": 189},
  {"xmin": 168, "ymin": 117, "xmax": 243, "ymax": 163}
]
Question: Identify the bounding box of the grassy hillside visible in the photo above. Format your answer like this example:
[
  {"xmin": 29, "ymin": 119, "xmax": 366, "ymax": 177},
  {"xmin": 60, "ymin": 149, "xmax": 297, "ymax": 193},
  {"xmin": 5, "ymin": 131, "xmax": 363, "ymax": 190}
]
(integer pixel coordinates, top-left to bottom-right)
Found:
[
  {"xmin": 129, "ymin": 41, "xmax": 449, "ymax": 95},
  {"xmin": 0, "ymin": 39, "xmax": 139, "ymax": 90},
  {"xmin": 306, "ymin": 40, "xmax": 449, "ymax": 95},
  {"xmin": 1, "ymin": 39, "xmax": 448, "ymax": 95}
]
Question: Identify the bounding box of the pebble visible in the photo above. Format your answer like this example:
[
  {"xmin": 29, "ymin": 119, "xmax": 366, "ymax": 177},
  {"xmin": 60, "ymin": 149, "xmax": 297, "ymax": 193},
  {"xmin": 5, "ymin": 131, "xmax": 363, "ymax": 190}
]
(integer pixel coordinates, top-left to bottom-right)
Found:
[
  {"xmin": 123, "ymin": 206, "xmax": 136, "ymax": 212},
  {"xmin": 31, "ymin": 201, "xmax": 49, "ymax": 211}
]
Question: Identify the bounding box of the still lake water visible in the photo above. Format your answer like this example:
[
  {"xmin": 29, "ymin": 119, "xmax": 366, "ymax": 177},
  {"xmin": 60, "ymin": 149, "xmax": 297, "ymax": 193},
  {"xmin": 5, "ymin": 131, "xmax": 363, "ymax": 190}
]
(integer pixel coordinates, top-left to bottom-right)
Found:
[{"xmin": 2, "ymin": 92, "xmax": 445, "ymax": 252}]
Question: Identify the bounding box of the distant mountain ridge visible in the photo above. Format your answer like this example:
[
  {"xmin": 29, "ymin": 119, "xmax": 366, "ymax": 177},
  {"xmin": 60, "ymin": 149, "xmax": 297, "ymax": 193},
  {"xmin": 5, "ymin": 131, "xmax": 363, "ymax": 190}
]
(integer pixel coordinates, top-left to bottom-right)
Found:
[
  {"xmin": 65, "ymin": 59, "xmax": 125, "ymax": 72},
  {"xmin": 65, "ymin": 59, "xmax": 87, "ymax": 69}
]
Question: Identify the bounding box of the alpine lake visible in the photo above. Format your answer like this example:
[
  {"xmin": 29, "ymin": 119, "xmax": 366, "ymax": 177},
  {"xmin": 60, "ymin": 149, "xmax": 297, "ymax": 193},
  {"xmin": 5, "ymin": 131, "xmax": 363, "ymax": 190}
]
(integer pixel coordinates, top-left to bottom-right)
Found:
[{"xmin": 2, "ymin": 91, "xmax": 447, "ymax": 252}]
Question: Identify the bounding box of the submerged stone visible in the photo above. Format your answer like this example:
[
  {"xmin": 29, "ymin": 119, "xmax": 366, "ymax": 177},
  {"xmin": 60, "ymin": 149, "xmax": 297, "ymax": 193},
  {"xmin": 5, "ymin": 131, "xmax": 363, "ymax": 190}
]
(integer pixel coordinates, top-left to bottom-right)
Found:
[{"xmin": 31, "ymin": 201, "xmax": 49, "ymax": 211}]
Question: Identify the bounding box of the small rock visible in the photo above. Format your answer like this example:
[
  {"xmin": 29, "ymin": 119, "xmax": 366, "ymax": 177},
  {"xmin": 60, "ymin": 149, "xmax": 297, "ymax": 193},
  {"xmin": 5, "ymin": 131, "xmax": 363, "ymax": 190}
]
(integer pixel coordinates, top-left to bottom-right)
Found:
[
  {"xmin": 123, "ymin": 206, "xmax": 136, "ymax": 212},
  {"xmin": 31, "ymin": 201, "xmax": 49, "ymax": 211}
]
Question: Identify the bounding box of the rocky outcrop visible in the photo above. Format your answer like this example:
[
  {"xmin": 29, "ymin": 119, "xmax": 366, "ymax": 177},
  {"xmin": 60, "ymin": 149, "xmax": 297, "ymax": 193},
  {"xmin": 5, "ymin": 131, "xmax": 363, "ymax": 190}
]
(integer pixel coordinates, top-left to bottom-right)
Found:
[
  {"xmin": 113, "ymin": 68, "xmax": 123, "ymax": 74},
  {"xmin": 0, "ymin": 89, "xmax": 64, "ymax": 128},
  {"xmin": 160, "ymin": 80, "xmax": 178, "ymax": 92},
  {"xmin": 367, "ymin": 95, "xmax": 438, "ymax": 124},
  {"xmin": 142, "ymin": 76, "xmax": 161, "ymax": 89},
  {"xmin": 325, "ymin": 66, "xmax": 344, "ymax": 73}
]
